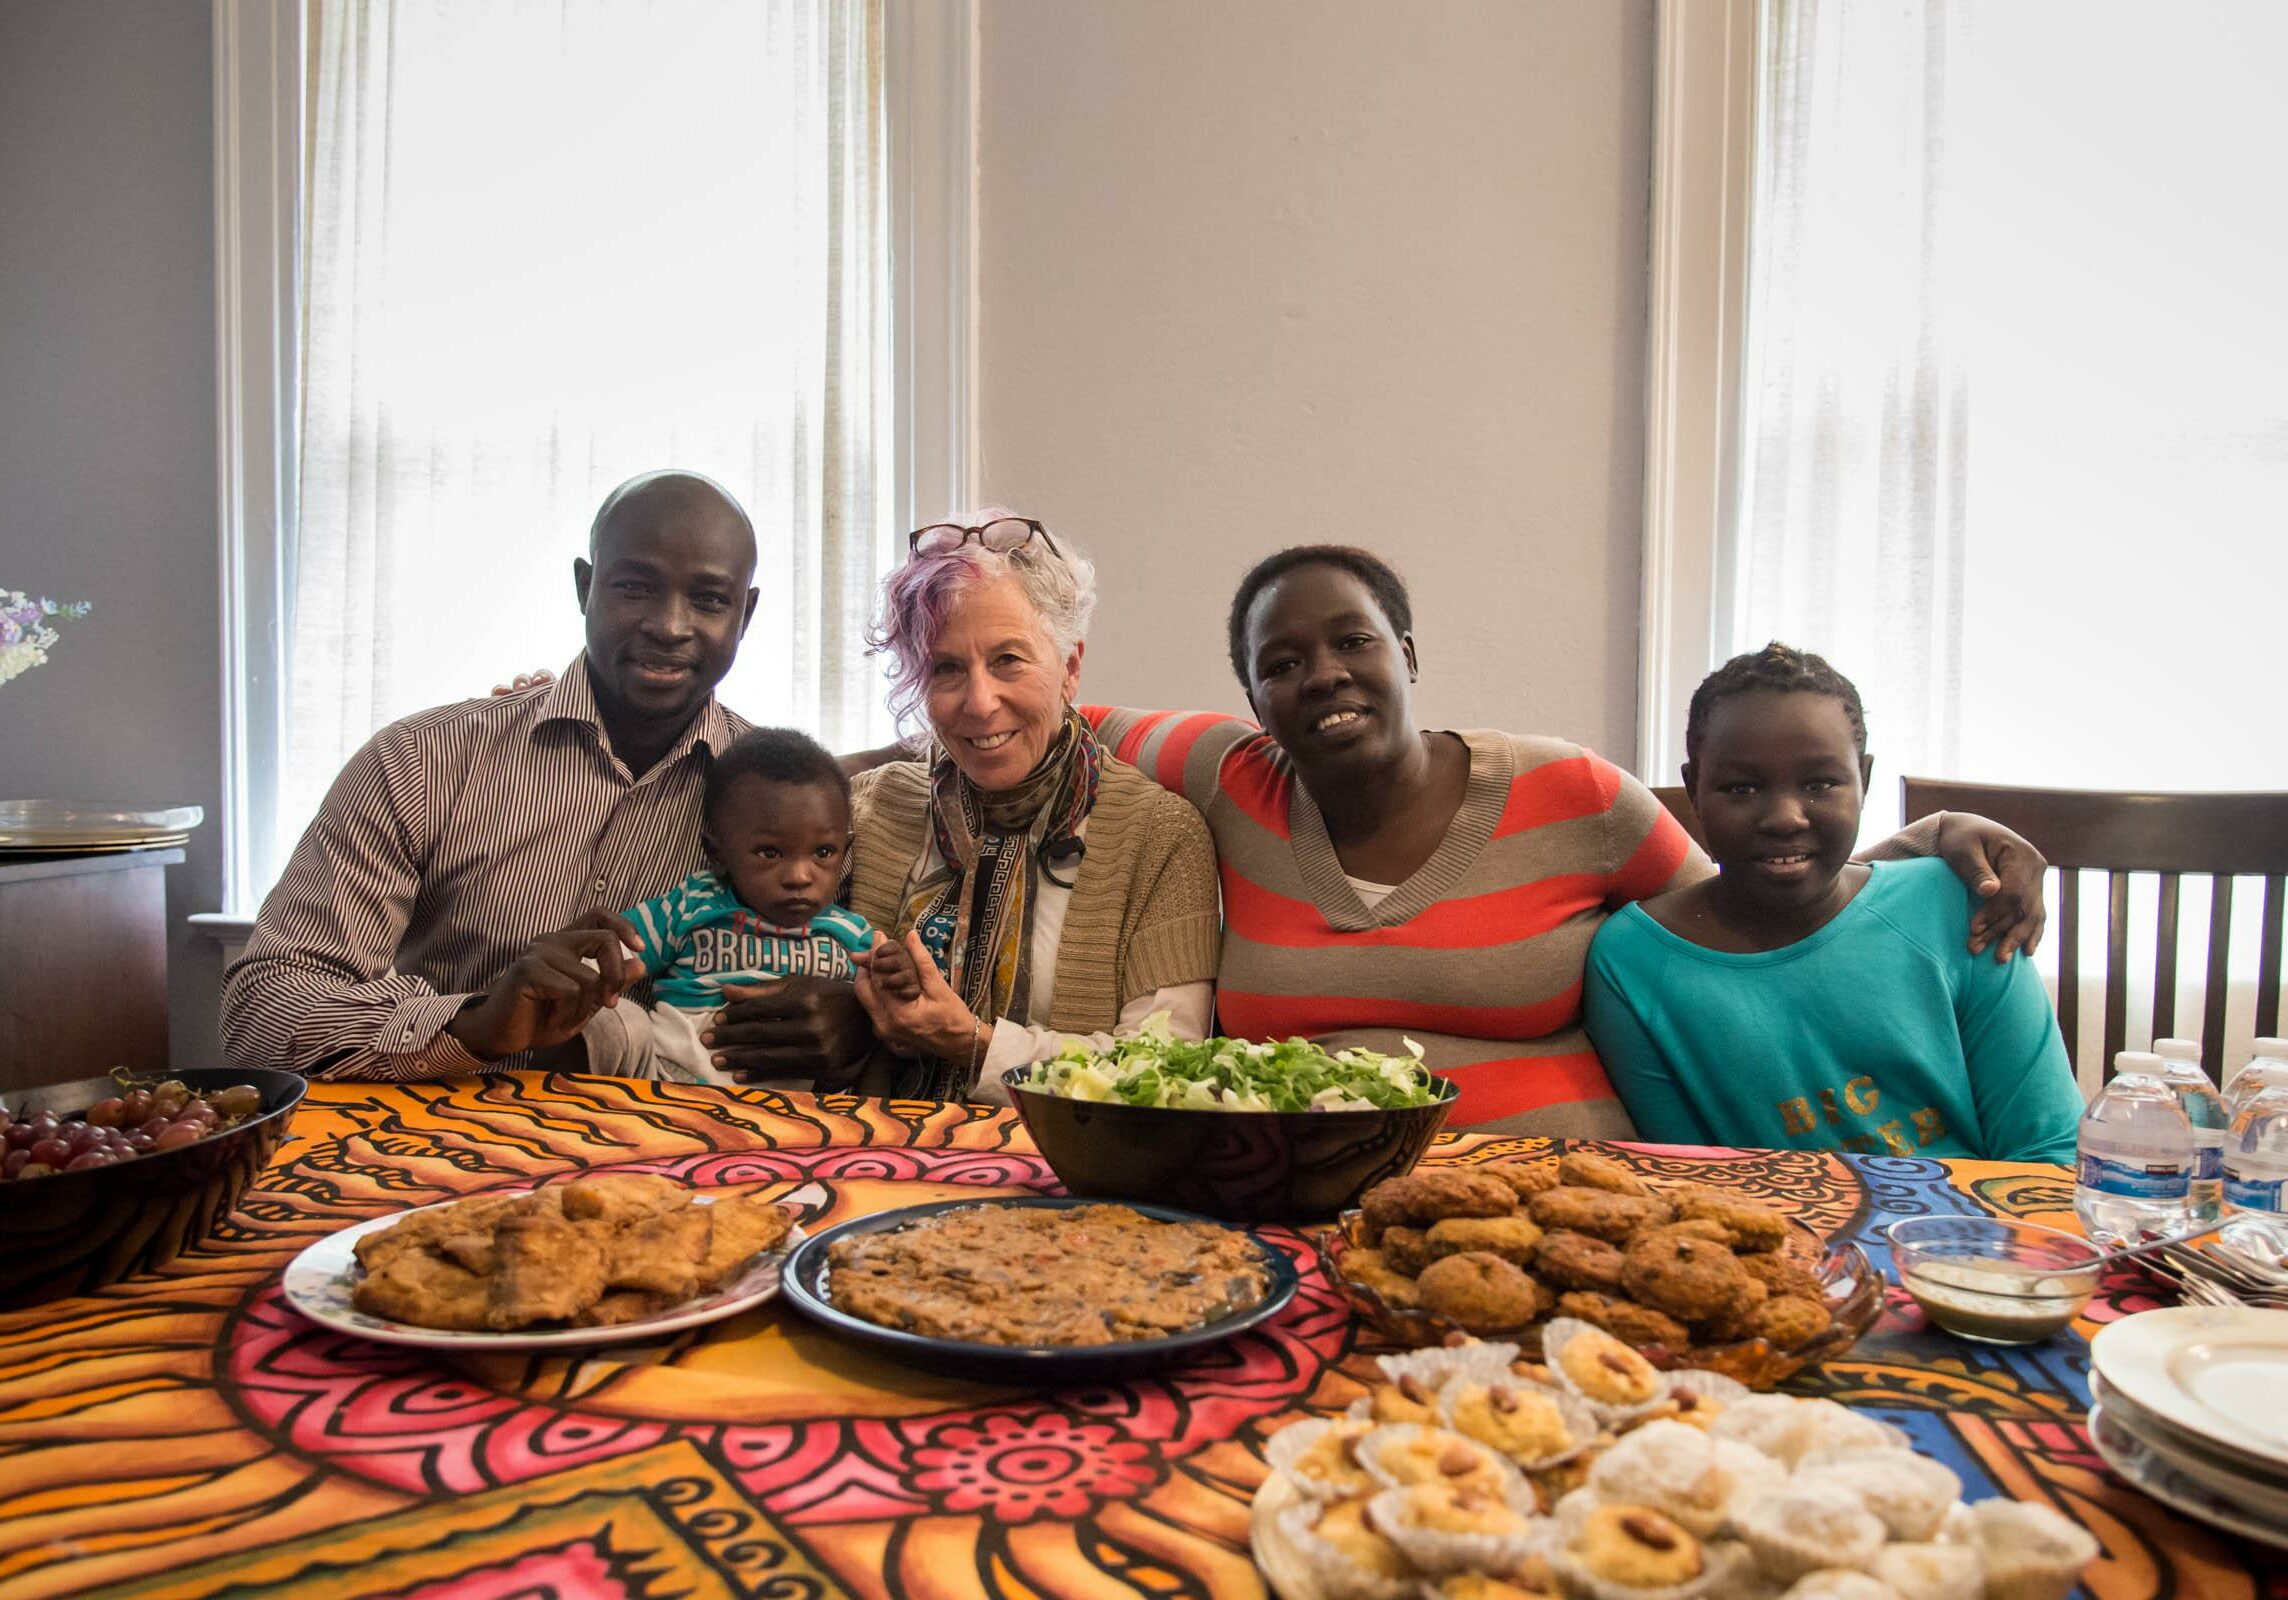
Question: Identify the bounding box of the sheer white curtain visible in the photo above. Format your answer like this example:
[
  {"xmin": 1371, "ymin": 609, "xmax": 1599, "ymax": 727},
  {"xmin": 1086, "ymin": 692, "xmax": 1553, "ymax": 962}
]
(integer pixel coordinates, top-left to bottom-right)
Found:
[
  {"xmin": 287, "ymin": 0, "xmax": 894, "ymax": 857},
  {"xmin": 1729, "ymin": 0, "xmax": 2288, "ymax": 1076},
  {"xmin": 1726, "ymin": 0, "xmax": 1973, "ymax": 841}
]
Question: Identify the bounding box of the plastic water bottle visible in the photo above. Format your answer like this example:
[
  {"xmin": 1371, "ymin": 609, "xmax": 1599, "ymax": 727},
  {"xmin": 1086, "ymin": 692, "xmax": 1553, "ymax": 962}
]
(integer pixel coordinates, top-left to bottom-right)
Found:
[
  {"xmin": 2153, "ymin": 1039, "xmax": 2228, "ymax": 1225},
  {"xmin": 2224, "ymin": 1037, "xmax": 2288, "ymax": 1119},
  {"xmin": 2074, "ymin": 1060, "xmax": 2194, "ymax": 1247},
  {"xmin": 2223, "ymin": 1082, "xmax": 2288, "ymax": 1218}
]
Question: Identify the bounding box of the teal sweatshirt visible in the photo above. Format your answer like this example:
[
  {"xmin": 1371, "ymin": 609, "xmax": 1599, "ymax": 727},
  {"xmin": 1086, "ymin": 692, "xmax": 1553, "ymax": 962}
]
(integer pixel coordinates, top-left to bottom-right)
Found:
[{"xmin": 1583, "ymin": 858, "xmax": 2082, "ymax": 1164}]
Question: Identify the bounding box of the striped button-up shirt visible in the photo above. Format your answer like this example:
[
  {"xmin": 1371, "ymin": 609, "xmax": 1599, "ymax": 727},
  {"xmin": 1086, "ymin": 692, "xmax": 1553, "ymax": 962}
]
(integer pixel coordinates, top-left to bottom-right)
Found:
[{"xmin": 221, "ymin": 658, "xmax": 748, "ymax": 1081}]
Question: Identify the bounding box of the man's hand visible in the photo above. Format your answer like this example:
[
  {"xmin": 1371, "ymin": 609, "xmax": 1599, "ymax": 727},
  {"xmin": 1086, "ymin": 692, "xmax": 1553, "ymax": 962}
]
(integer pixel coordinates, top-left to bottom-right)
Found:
[
  {"xmin": 705, "ymin": 975, "xmax": 876, "ymax": 1088},
  {"xmin": 490, "ymin": 668, "xmax": 557, "ymax": 697},
  {"xmin": 1936, "ymin": 812, "xmax": 2050, "ymax": 961},
  {"xmin": 445, "ymin": 911, "xmax": 640, "ymax": 1060}
]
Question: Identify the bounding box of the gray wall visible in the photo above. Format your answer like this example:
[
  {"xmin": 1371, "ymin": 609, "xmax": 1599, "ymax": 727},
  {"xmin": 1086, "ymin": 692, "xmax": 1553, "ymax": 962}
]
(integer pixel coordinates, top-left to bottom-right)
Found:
[
  {"xmin": 976, "ymin": 0, "xmax": 1654, "ymax": 756},
  {"xmin": 0, "ymin": 0, "xmax": 224, "ymax": 1068}
]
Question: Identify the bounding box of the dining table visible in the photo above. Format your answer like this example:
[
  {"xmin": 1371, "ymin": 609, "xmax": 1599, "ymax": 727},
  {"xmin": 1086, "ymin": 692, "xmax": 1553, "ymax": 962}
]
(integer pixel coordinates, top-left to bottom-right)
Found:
[{"xmin": 0, "ymin": 1072, "xmax": 2275, "ymax": 1600}]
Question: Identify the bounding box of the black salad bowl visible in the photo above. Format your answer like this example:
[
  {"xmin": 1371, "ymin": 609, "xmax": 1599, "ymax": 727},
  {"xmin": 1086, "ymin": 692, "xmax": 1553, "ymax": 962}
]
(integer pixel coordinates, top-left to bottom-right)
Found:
[
  {"xmin": 0, "ymin": 1066, "xmax": 306, "ymax": 1309},
  {"xmin": 1003, "ymin": 1069, "xmax": 1456, "ymax": 1223}
]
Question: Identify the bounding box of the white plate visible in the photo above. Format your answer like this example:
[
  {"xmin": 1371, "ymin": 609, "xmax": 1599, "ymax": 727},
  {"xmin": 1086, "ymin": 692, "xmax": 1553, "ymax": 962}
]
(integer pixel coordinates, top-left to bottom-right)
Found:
[
  {"xmin": 282, "ymin": 1194, "xmax": 802, "ymax": 1351},
  {"xmin": 2090, "ymin": 1306, "xmax": 2288, "ymax": 1472},
  {"xmin": 2091, "ymin": 1373, "xmax": 2288, "ymax": 1526},
  {"xmin": 2089, "ymin": 1401, "xmax": 2288, "ymax": 1552}
]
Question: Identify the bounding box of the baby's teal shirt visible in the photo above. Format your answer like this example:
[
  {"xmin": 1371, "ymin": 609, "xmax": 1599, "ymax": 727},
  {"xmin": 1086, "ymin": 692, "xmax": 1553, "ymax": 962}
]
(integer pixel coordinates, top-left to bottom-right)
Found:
[
  {"xmin": 623, "ymin": 869, "xmax": 874, "ymax": 1011},
  {"xmin": 1583, "ymin": 858, "xmax": 2081, "ymax": 1164}
]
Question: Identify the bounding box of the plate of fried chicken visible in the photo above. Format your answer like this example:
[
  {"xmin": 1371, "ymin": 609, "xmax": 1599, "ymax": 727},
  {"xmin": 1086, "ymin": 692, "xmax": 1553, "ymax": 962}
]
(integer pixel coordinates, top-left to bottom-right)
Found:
[{"xmin": 281, "ymin": 1171, "xmax": 802, "ymax": 1350}]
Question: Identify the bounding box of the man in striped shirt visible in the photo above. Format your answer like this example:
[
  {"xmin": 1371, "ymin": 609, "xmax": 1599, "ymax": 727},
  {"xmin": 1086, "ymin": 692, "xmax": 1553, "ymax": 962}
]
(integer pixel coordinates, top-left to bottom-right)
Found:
[{"xmin": 221, "ymin": 472, "xmax": 876, "ymax": 1084}]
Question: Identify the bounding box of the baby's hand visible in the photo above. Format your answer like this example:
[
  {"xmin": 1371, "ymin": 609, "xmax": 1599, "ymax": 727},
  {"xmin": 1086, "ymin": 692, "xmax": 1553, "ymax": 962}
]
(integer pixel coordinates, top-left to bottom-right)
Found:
[{"xmin": 861, "ymin": 930, "xmax": 927, "ymax": 1003}]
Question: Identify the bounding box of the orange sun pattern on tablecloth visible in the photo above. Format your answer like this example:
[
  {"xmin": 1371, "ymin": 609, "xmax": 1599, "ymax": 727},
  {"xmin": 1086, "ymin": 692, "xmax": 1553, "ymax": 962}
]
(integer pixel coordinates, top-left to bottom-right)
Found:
[{"xmin": 0, "ymin": 1076, "xmax": 2274, "ymax": 1600}]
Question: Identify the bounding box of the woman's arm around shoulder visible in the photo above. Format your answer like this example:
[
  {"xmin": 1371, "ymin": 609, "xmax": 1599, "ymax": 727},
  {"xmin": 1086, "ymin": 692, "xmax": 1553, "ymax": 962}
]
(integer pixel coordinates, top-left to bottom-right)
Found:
[{"xmin": 1081, "ymin": 705, "xmax": 1266, "ymax": 814}]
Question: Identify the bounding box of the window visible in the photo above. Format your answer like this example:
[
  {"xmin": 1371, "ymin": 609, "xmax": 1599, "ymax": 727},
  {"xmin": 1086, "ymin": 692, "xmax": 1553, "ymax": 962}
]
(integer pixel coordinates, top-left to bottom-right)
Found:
[
  {"xmin": 215, "ymin": 0, "xmax": 973, "ymax": 913},
  {"xmin": 1644, "ymin": 0, "xmax": 2287, "ymax": 1077}
]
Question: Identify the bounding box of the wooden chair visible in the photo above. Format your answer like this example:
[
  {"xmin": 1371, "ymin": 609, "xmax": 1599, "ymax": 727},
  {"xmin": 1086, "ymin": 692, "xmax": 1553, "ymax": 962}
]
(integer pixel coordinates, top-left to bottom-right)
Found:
[
  {"xmin": 1651, "ymin": 786, "xmax": 1706, "ymax": 850},
  {"xmin": 1900, "ymin": 779, "xmax": 2288, "ymax": 1084}
]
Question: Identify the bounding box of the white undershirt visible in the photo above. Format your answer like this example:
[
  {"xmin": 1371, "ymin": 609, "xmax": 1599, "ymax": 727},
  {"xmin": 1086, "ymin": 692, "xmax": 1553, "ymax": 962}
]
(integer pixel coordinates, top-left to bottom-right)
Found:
[
  {"xmin": 1345, "ymin": 873, "xmax": 1399, "ymax": 909},
  {"xmin": 908, "ymin": 815, "xmax": 1213, "ymax": 1101}
]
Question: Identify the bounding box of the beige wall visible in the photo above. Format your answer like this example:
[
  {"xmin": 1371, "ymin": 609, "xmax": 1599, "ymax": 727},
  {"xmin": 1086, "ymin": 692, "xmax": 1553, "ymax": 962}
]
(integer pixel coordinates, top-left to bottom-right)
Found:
[{"xmin": 975, "ymin": 0, "xmax": 1655, "ymax": 760}]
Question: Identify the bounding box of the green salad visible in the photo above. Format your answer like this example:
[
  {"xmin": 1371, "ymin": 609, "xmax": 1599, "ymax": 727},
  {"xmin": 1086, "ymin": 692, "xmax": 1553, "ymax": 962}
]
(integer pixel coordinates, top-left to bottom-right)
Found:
[{"xmin": 1017, "ymin": 1017, "xmax": 1443, "ymax": 1112}]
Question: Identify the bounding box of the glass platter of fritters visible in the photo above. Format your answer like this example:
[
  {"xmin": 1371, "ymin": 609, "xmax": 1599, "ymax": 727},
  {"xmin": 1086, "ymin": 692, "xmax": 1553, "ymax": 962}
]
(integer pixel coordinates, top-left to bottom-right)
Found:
[
  {"xmin": 282, "ymin": 1172, "xmax": 802, "ymax": 1350},
  {"xmin": 1325, "ymin": 1152, "xmax": 1880, "ymax": 1388}
]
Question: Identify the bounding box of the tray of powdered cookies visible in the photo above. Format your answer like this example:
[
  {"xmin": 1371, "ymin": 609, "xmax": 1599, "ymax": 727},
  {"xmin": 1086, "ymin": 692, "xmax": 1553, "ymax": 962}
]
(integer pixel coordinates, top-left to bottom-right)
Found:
[{"xmin": 1249, "ymin": 1340, "xmax": 2099, "ymax": 1600}]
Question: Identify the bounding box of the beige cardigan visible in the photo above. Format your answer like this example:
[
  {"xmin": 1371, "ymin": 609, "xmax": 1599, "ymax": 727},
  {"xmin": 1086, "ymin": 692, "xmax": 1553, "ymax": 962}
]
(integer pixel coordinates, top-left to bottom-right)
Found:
[{"xmin": 847, "ymin": 753, "xmax": 1221, "ymax": 1039}]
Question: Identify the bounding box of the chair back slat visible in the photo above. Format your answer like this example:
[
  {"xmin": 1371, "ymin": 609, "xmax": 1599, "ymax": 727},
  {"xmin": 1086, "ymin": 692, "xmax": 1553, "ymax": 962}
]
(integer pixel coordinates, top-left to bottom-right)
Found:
[
  {"xmin": 2105, "ymin": 871, "xmax": 2131, "ymax": 1071},
  {"xmin": 2153, "ymin": 873, "xmax": 2180, "ymax": 1040},
  {"xmin": 1902, "ymin": 778, "xmax": 2288, "ymax": 1090},
  {"xmin": 1899, "ymin": 781, "xmax": 2288, "ymax": 874},
  {"xmin": 2204, "ymin": 878, "xmax": 2235, "ymax": 1082},
  {"xmin": 2261, "ymin": 875, "xmax": 2286, "ymax": 1038},
  {"xmin": 2059, "ymin": 870, "xmax": 2083, "ymax": 1077}
]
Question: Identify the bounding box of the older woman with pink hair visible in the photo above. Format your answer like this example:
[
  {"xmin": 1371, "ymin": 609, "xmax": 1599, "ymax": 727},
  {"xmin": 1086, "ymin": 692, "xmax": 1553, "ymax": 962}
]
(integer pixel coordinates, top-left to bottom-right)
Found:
[{"xmin": 846, "ymin": 514, "xmax": 1221, "ymax": 1101}]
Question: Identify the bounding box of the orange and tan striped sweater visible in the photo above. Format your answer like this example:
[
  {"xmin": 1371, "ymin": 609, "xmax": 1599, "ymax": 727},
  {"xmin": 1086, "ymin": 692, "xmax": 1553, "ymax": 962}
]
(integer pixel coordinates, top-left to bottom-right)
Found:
[{"xmin": 1087, "ymin": 708, "xmax": 1709, "ymax": 1136}]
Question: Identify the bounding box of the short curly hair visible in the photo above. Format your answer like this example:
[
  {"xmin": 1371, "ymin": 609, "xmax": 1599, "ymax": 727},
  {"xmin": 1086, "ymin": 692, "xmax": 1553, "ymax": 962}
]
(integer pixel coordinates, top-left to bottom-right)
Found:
[
  {"xmin": 704, "ymin": 727, "xmax": 850, "ymax": 834},
  {"xmin": 1226, "ymin": 545, "xmax": 1413, "ymax": 689},
  {"xmin": 1684, "ymin": 642, "xmax": 1867, "ymax": 765}
]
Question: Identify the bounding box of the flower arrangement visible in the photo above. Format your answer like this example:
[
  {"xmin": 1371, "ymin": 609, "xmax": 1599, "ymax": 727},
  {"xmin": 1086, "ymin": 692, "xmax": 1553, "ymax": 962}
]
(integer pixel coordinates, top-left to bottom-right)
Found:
[{"xmin": 0, "ymin": 591, "xmax": 91, "ymax": 689}]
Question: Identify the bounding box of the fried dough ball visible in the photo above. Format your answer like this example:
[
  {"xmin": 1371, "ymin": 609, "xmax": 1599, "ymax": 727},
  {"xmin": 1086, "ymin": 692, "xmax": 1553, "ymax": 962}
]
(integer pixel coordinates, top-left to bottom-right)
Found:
[
  {"xmin": 1555, "ymin": 1290, "xmax": 1692, "ymax": 1349},
  {"xmin": 1739, "ymin": 1250, "xmax": 1828, "ymax": 1302},
  {"xmin": 1428, "ymin": 1214, "xmax": 1545, "ymax": 1265},
  {"xmin": 1557, "ymin": 1151, "xmax": 1655, "ymax": 1196},
  {"xmin": 1341, "ymin": 1247, "xmax": 1424, "ymax": 1310},
  {"xmin": 1529, "ymin": 1187, "xmax": 1673, "ymax": 1243},
  {"xmin": 1485, "ymin": 1160, "xmax": 1562, "ymax": 1200},
  {"xmin": 1668, "ymin": 1186, "xmax": 1788, "ymax": 1252},
  {"xmin": 1621, "ymin": 1231, "xmax": 1757, "ymax": 1323},
  {"xmin": 1532, "ymin": 1229, "xmax": 1629, "ymax": 1292},
  {"xmin": 1363, "ymin": 1167, "xmax": 1518, "ymax": 1229},
  {"xmin": 1748, "ymin": 1294, "xmax": 1834, "ymax": 1347},
  {"xmin": 1692, "ymin": 1274, "xmax": 1770, "ymax": 1341},
  {"xmin": 1417, "ymin": 1250, "xmax": 1545, "ymax": 1333},
  {"xmin": 1639, "ymin": 1218, "xmax": 1736, "ymax": 1249},
  {"xmin": 1383, "ymin": 1225, "xmax": 1438, "ymax": 1276}
]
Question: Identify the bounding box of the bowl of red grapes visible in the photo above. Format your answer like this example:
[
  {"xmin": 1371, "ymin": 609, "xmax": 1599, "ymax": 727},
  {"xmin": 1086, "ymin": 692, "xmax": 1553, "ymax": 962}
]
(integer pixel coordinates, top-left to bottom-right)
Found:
[{"xmin": 0, "ymin": 1067, "xmax": 304, "ymax": 1307}]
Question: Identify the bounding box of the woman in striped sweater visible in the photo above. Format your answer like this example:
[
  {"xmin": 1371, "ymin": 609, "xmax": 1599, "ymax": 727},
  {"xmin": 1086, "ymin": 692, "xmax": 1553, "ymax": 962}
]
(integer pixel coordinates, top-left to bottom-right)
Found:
[{"xmin": 1088, "ymin": 546, "xmax": 2049, "ymax": 1137}]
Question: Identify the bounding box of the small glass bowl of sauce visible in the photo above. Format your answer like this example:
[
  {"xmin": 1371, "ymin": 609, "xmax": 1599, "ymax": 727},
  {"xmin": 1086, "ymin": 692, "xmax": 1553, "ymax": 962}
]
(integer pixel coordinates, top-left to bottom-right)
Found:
[{"xmin": 1885, "ymin": 1216, "xmax": 2103, "ymax": 1344}]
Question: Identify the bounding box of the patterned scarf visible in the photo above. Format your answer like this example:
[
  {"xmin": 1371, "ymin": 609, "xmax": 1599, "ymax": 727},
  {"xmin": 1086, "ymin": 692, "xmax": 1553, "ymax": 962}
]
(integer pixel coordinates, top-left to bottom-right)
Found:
[{"xmin": 899, "ymin": 708, "xmax": 1103, "ymax": 1032}]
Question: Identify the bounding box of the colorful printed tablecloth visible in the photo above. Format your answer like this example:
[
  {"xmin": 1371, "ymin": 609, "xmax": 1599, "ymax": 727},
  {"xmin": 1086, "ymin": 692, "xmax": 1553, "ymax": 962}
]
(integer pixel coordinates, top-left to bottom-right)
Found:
[{"xmin": 0, "ymin": 1075, "xmax": 2273, "ymax": 1599}]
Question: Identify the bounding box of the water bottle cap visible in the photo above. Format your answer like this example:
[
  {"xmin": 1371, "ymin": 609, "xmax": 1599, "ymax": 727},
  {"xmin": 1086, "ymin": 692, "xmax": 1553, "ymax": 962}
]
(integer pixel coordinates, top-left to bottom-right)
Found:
[
  {"xmin": 2253, "ymin": 1038, "xmax": 2288, "ymax": 1059},
  {"xmin": 2113, "ymin": 1051, "xmax": 2166, "ymax": 1074},
  {"xmin": 2153, "ymin": 1039, "xmax": 2201, "ymax": 1062}
]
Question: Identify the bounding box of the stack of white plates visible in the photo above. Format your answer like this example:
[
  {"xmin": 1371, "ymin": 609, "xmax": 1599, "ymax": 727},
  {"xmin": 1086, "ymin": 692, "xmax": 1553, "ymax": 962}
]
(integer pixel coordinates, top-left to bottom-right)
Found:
[
  {"xmin": 2088, "ymin": 1306, "xmax": 2288, "ymax": 1549},
  {"xmin": 0, "ymin": 801, "xmax": 202, "ymax": 853}
]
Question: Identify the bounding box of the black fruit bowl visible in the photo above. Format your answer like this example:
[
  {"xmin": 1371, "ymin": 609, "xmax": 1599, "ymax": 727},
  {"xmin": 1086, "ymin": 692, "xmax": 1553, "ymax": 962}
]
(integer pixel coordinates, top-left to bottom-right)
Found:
[
  {"xmin": 0, "ymin": 1066, "xmax": 306, "ymax": 1309},
  {"xmin": 1003, "ymin": 1069, "xmax": 1456, "ymax": 1223}
]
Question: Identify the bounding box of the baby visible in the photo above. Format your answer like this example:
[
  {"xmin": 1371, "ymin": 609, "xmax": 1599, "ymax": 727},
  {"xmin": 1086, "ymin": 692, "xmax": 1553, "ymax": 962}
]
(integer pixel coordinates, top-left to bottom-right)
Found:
[{"xmin": 602, "ymin": 727, "xmax": 880, "ymax": 1089}]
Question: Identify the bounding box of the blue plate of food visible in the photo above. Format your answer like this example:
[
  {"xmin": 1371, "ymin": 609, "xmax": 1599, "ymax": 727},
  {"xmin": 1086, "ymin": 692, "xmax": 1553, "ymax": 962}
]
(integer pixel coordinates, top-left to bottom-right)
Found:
[{"xmin": 779, "ymin": 1195, "xmax": 1301, "ymax": 1382}]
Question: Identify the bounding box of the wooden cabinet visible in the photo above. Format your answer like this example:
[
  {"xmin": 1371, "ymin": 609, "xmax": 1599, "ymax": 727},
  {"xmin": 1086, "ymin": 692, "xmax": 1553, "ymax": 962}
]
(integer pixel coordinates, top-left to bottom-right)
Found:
[{"xmin": 0, "ymin": 849, "xmax": 183, "ymax": 1094}]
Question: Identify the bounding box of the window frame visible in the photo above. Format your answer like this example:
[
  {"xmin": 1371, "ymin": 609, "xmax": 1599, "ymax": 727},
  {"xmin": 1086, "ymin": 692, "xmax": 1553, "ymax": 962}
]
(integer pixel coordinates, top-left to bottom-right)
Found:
[
  {"xmin": 208, "ymin": 0, "xmax": 974, "ymax": 916},
  {"xmin": 1637, "ymin": 0, "xmax": 1760, "ymax": 786}
]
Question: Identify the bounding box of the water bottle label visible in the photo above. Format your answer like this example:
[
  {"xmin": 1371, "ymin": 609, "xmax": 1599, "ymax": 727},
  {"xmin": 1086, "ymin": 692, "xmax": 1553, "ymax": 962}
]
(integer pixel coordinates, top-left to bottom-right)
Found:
[
  {"xmin": 2193, "ymin": 1144, "xmax": 2222, "ymax": 1182},
  {"xmin": 2225, "ymin": 1174, "xmax": 2286, "ymax": 1211},
  {"xmin": 2077, "ymin": 1153, "xmax": 2191, "ymax": 1199}
]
